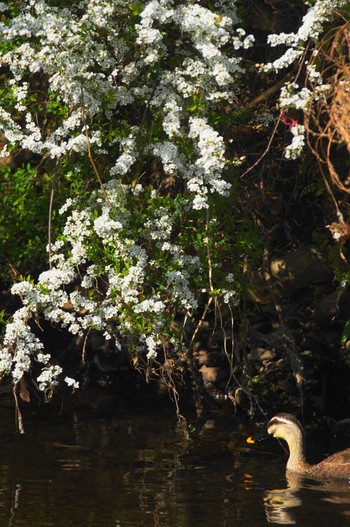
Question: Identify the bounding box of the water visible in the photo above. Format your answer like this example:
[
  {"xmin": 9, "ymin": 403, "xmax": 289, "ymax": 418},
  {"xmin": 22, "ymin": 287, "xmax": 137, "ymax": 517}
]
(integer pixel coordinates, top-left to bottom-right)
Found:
[{"xmin": 0, "ymin": 393, "xmax": 350, "ymax": 526}]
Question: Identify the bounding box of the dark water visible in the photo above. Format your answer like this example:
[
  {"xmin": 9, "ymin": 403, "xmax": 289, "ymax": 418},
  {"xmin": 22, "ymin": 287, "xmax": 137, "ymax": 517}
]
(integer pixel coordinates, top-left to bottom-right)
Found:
[{"xmin": 1, "ymin": 394, "xmax": 350, "ymax": 526}]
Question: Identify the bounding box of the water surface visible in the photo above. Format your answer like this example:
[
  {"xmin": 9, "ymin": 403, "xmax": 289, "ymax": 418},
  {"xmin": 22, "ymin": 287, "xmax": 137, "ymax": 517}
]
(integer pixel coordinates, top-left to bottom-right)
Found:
[{"xmin": 0, "ymin": 394, "xmax": 350, "ymax": 526}]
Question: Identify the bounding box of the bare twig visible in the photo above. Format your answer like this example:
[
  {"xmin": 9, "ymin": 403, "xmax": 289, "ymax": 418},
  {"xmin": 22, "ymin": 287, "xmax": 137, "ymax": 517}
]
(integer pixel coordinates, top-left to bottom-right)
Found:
[{"xmin": 240, "ymin": 114, "xmax": 282, "ymax": 179}]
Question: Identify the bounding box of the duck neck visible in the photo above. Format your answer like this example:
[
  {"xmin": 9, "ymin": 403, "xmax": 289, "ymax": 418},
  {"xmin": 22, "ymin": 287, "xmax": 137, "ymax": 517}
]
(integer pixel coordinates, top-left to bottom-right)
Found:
[{"xmin": 284, "ymin": 428, "xmax": 311, "ymax": 473}]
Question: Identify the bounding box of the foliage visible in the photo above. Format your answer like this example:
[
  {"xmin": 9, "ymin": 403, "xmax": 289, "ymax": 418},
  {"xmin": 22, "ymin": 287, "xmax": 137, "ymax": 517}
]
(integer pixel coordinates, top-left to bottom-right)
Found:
[
  {"xmin": 341, "ymin": 320, "xmax": 350, "ymax": 346},
  {"xmin": 0, "ymin": 163, "xmax": 49, "ymax": 281},
  {"xmin": 0, "ymin": 0, "xmax": 346, "ymax": 398}
]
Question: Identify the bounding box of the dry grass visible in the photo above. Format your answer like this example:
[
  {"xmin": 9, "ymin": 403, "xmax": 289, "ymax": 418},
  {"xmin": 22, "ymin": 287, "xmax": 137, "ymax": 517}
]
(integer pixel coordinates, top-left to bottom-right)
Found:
[{"xmin": 305, "ymin": 20, "xmax": 350, "ymax": 194}]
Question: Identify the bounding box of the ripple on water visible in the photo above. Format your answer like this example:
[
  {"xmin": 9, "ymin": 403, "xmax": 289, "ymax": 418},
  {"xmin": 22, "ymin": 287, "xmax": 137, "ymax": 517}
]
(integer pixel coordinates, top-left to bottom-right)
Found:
[{"xmin": 0, "ymin": 397, "xmax": 349, "ymax": 526}]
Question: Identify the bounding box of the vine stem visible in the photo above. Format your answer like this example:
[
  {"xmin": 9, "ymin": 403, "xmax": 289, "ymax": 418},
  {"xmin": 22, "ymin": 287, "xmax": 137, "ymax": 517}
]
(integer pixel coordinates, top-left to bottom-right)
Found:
[
  {"xmin": 48, "ymin": 165, "xmax": 58, "ymax": 269},
  {"xmin": 205, "ymin": 208, "xmax": 214, "ymax": 293},
  {"xmin": 240, "ymin": 114, "xmax": 281, "ymax": 179},
  {"xmin": 81, "ymin": 105, "xmax": 110, "ymax": 204}
]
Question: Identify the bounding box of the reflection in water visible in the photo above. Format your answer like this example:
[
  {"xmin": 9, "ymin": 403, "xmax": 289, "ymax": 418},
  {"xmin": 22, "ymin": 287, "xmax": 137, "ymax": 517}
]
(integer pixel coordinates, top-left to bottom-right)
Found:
[
  {"xmin": 263, "ymin": 472, "xmax": 302, "ymax": 525},
  {"xmin": 9, "ymin": 483, "xmax": 21, "ymax": 527},
  {"xmin": 264, "ymin": 486, "xmax": 301, "ymax": 524},
  {"xmin": 263, "ymin": 471, "xmax": 350, "ymax": 525}
]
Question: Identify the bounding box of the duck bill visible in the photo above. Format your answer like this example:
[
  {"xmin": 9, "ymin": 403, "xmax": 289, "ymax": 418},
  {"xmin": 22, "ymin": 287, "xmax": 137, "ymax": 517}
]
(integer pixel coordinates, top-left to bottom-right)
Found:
[{"xmin": 246, "ymin": 430, "xmax": 270, "ymax": 444}]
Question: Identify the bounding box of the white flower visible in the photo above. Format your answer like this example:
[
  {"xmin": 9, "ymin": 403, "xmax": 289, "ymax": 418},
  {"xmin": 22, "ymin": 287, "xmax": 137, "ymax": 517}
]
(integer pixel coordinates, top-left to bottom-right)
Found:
[
  {"xmin": 279, "ymin": 83, "xmax": 312, "ymax": 111},
  {"xmin": 264, "ymin": 0, "xmax": 345, "ymax": 72},
  {"xmin": 284, "ymin": 124, "xmax": 305, "ymax": 160},
  {"xmin": 94, "ymin": 214, "xmax": 123, "ymax": 239},
  {"xmin": 36, "ymin": 365, "xmax": 63, "ymax": 391},
  {"xmin": 145, "ymin": 335, "xmax": 158, "ymax": 360},
  {"xmin": 110, "ymin": 137, "xmax": 136, "ymax": 176},
  {"xmin": 64, "ymin": 376, "xmax": 79, "ymax": 390},
  {"xmin": 222, "ymin": 289, "xmax": 238, "ymax": 305},
  {"xmin": 186, "ymin": 117, "xmax": 231, "ymax": 209},
  {"xmin": 0, "ymin": 349, "xmax": 13, "ymax": 375},
  {"xmin": 134, "ymin": 299, "xmax": 165, "ymax": 314},
  {"xmin": 36, "ymin": 353, "xmax": 51, "ymax": 364},
  {"xmin": 132, "ymin": 184, "xmax": 143, "ymax": 196}
]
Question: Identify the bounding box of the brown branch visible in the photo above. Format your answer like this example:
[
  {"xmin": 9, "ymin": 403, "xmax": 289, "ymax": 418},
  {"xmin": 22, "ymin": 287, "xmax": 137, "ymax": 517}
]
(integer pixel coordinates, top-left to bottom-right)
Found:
[
  {"xmin": 13, "ymin": 384, "xmax": 25, "ymax": 434},
  {"xmin": 82, "ymin": 327, "xmax": 91, "ymax": 365},
  {"xmin": 246, "ymin": 72, "xmax": 293, "ymax": 109}
]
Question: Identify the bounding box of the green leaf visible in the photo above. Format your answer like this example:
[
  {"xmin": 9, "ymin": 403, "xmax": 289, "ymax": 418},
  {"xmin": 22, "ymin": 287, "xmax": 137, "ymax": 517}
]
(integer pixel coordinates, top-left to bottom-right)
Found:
[{"xmin": 341, "ymin": 320, "xmax": 350, "ymax": 346}]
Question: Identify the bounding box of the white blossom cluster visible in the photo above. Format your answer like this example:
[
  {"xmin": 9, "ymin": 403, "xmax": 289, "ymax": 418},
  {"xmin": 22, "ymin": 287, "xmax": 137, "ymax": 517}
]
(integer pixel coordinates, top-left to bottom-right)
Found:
[
  {"xmin": 187, "ymin": 117, "xmax": 231, "ymax": 210},
  {"xmin": 0, "ymin": 1, "xmax": 120, "ymax": 157},
  {"xmin": 279, "ymin": 83, "xmax": 313, "ymax": 112},
  {"xmin": 284, "ymin": 124, "xmax": 306, "ymax": 160},
  {"xmin": 1, "ymin": 181, "xmax": 201, "ymax": 388},
  {"xmin": 263, "ymin": 0, "xmax": 346, "ymax": 72},
  {"xmin": 278, "ymin": 78, "xmax": 332, "ymax": 159},
  {"xmin": 0, "ymin": 0, "xmax": 252, "ymax": 210},
  {"xmin": 262, "ymin": 0, "xmax": 345, "ymax": 160}
]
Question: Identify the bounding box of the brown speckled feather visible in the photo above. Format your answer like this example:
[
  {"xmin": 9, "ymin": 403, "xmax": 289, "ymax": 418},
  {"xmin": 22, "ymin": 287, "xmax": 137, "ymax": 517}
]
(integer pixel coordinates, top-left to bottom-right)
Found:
[{"xmin": 307, "ymin": 449, "xmax": 350, "ymax": 479}]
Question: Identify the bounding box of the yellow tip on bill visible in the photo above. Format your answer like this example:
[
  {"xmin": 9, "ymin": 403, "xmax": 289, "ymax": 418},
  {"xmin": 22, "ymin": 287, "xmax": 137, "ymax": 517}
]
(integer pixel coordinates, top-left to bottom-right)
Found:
[{"xmin": 246, "ymin": 436, "xmax": 255, "ymax": 444}]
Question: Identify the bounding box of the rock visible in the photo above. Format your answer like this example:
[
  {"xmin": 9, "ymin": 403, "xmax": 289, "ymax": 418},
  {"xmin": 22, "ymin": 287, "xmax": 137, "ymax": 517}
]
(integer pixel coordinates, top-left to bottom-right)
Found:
[
  {"xmin": 199, "ymin": 365, "xmax": 227, "ymax": 384},
  {"xmin": 312, "ymin": 293, "xmax": 339, "ymax": 324},
  {"xmin": 312, "ymin": 290, "xmax": 350, "ymax": 324},
  {"xmin": 247, "ymin": 347, "xmax": 276, "ymax": 364},
  {"xmin": 194, "ymin": 350, "xmax": 210, "ymax": 366},
  {"xmin": 269, "ymin": 247, "xmax": 332, "ymax": 297}
]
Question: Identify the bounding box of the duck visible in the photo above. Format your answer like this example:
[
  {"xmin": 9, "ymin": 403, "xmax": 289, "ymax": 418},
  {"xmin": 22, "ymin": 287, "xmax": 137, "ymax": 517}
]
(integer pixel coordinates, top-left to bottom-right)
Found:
[{"xmin": 250, "ymin": 413, "xmax": 350, "ymax": 479}]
